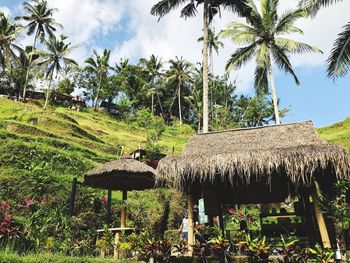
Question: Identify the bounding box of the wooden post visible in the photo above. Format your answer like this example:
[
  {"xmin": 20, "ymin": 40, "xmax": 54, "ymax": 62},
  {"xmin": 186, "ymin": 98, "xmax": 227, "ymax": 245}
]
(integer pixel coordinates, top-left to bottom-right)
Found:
[
  {"xmin": 311, "ymin": 183, "xmax": 331, "ymax": 248},
  {"xmin": 121, "ymin": 190, "xmax": 127, "ymax": 228},
  {"xmin": 187, "ymin": 193, "xmax": 195, "ymax": 257},
  {"xmin": 105, "ymin": 189, "xmax": 112, "ymax": 225},
  {"xmin": 69, "ymin": 178, "xmax": 77, "ymax": 216}
]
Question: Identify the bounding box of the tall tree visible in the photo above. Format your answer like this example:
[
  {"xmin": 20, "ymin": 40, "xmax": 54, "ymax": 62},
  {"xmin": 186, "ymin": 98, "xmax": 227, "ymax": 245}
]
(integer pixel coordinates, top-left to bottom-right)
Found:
[
  {"xmin": 16, "ymin": 0, "xmax": 61, "ymax": 101},
  {"xmin": 38, "ymin": 35, "xmax": 77, "ymax": 110},
  {"xmin": 151, "ymin": 0, "xmax": 250, "ymax": 133},
  {"xmin": 0, "ymin": 13, "xmax": 22, "ymax": 80},
  {"xmin": 198, "ymin": 27, "xmax": 224, "ymax": 73},
  {"xmin": 166, "ymin": 57, "xmax": 193, "ymax": 125},
  {"xmin": 85, "ymin": 49, "xmax": 111, "ymax": 110},
  {"xmin": 139, "ymin": 55, "xmax": 164, "ymax": 115},
  {"xmin": 221, "ymin": 0, "xmax": 322, "ymax": 124},
  {"xmin": 300, "ymin": 0, "xmax": 350, "ymax": 78}
]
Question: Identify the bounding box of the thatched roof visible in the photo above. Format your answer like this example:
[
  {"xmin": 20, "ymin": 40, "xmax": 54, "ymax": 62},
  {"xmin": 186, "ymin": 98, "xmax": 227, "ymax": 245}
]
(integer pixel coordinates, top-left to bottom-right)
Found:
[
  {"xmin": 157, "ymin": 121, "xmax": 349, "ymax": 201},
  {"xmin": 84, "ymin": 154, "xmax": 156, "ymax": 191}
]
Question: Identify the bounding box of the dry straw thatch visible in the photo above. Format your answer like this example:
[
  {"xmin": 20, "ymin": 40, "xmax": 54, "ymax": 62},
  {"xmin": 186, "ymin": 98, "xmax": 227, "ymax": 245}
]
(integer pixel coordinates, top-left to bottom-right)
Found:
[
  {"xmin": 84, "ymin": 154, "xmax": 156, "ymax": 191},
  {"xmin": 157, "ymin": 121, "xmax": 350, "ymax": 193}
]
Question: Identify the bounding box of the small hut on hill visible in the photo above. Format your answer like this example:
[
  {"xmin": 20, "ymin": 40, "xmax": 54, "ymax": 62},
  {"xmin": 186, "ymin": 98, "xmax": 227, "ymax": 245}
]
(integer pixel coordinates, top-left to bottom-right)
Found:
[{"xmin": 156, "ymin": 121, "xmax": 350, "ymax": 253}]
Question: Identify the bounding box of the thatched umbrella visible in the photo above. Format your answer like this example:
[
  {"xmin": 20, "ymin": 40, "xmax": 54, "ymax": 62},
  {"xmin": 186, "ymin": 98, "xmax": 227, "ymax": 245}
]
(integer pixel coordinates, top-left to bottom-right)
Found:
[{"xmin": 84, "ymin": 154, "xmax": 156, "ymax": 228}]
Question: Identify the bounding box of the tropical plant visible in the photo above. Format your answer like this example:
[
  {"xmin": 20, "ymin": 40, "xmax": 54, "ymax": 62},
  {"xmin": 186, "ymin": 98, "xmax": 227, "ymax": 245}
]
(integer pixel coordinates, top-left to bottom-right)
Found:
[
  {"xmin": 307, "ymin": 243, "xmax": 334, "ymax": 263},
  {"xmin": 0, "ymin": 202, "xmax": 20, "ymax": 242},
  {"xmin": 276, "ymin": 235, "xmax": 308, "ymax": 263},
  {"xmin": 166, "ymin": 57, "xmax": 194, "ymax": 125},
  {"xmin": 38, "ymin": 35, "xmax": 77, "ymax": 109},
  {"xmin": 185, "ymin": 85, "xmax": 203, "ymax": 133},
  {"xmin": 220, "ymin": 0, "xmax": 322, "ymax": 124},
  {"xmin": 209, "ymin": 236, "xmax": 230, "ymax": 261},
  {"xmin": 232, "ymin": 95, "xmax": 289, "ymax": 127},
  {"xmin": 16, "ymin": 0, "xmax": 62, "ymax": 101},
  {"xmin": 139, "ymin": 55, "xmax": 164, "ymax": 115},
  {"xmin": 238, "ymin": 235, "xmax": 271, "ymax": 263},
  {"xmin": 151, "ymin": 0, "xmax": 250, "ymax": 133},
  {"xmin": 85, "ymin": 49, "xmax": 111, "ymax": 110},
  {"xmin": 300, "ymin": 0, "xmax": 350, "ymax": 78},
  {"xmin": 198, "ymin": 27, "xmax": 224, "ymax": 73},
  {"xmin": 0, "ymin": 13, "xmax": 22, "ymax": 82}
]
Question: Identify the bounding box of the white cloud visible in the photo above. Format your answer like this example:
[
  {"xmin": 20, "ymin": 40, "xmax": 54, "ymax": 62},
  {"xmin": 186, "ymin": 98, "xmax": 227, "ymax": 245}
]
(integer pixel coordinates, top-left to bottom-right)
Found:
[{"xmin": 0, "ymin": 6, "xmax": 11, "ymax": 16}]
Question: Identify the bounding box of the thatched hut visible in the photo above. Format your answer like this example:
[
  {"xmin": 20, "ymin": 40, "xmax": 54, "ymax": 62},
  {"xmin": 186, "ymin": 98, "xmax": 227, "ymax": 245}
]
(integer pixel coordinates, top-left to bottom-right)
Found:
[{"xmin": 156, "ymin": 121, "xmax": 350, "ymax": 252}]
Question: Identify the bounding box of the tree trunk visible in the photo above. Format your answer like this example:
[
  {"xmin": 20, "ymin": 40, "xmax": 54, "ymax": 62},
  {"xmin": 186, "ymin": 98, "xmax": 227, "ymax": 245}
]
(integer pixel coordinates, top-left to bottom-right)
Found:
[
  {"xmin": 43, "ymin": 71, "xmax": 54, "ymax": 110},
  {"xmin": 94, "ymin": 74, "xmax": 102, "ymax": 111},
  {"xmin": 178, "ymin": 80, "xmax": 182, "ymax": 125},
  {"xmin": 156, "ymin": 93, "xmax": 165, "ymax": 118},
  {"xmin": 107, "ymin": 96, "xmax": 112, "ymax": 112},
  {"xmin": 267, "ymin": 57, "xmax": 281, "ymax": 124},
  {"xmin": 151, "ymin": 93, "xmax": 154, "ymax": 114},
  {"xmin": 202, "ymin": 0, "xmax": 209, "ymax": 133},
  {"xmin": 22, "ymin": 32, "xmax": 38, "ymax": 102}
]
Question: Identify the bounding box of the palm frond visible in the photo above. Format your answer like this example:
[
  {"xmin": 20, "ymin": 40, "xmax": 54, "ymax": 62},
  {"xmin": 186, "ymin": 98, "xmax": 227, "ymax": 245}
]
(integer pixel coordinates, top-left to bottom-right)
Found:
[
  {"xmin": 276, "ymin": 37, "xmax": 323, "ymax": 54},
  {"xmin": 327, "ymin": 21, "xmax": 350, "ymax": 78},
  {"xmin": 299, "ymin": 0, "xmax": 344, "ymax": 17},
  {"xmin": 225, "ymin": 41, "xmax": 259, "ymax": 72},
  {"xmin": 254, "ymin": 65, "xmax": 269, "ymax": 95},
  {"xmin": 271, "ymin": 43, "xmax": 300, "ymax": 85},
  {"xmin": 151, "ymin": 0, "xmax": 188, "ymax": 20},
  {"xmin": 275, "ymin": 9, "xmax": 307, "ymax": 34}
]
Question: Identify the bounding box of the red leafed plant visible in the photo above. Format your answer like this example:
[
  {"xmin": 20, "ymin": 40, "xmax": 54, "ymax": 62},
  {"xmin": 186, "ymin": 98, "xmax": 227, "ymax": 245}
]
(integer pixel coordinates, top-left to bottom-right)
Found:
[
  {"xmin": 0, "ymin": 201, "xmax": 20, "ymax": 240},
  {"xmin": 146, "ymin": 159, "xmax": 159, "ymax": 169}
]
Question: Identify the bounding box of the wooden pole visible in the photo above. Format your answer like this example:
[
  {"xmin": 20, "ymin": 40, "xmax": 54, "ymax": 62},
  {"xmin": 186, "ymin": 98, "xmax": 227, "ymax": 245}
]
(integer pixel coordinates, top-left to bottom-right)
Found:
[
  {"xmin": 187, "ymin": 193, "xmax": 194, "ymax": 256},
  {"xmin": 69, "ymin": 178, "xmax": 77, "ymax": 216},
  {"xmin": 121, "ymin": 190, "xmax": 127, "ymax": 228},
  {"xmin": 311, "ymin": 183, "xmax": 331, "ymax": 248},
  {"xmin": 106, "ymin": 189, "xmax": 112, "ymax": 225}
]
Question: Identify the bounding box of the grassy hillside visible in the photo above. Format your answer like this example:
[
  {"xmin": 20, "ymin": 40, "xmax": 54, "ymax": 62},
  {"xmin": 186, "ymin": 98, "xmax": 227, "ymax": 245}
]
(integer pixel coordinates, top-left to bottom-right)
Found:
[
  {"xmin": 318, "ymin": 117, "xmax": 350, "ymax": 154},
  {"xmin": 0, "ymin": 97, "xmax": 192, "ymax": 183}
]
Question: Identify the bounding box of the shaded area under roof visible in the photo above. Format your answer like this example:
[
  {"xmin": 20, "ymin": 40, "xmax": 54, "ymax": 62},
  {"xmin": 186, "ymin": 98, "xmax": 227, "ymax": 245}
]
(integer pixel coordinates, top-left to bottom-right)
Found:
[{"xmin": 156, "ymin": 121, "xmax": 350, "ymax": 203}]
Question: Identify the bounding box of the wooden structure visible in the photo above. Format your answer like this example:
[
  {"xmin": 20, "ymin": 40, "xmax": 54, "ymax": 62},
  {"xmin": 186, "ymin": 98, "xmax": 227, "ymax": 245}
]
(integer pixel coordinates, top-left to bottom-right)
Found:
[
  {"xmin": 83, "ymin": 153, "xmax": 156, "ymax": 257},
  {"xmin": 156, "ymin": 121, "xmax": 350, "ymax": 253}
]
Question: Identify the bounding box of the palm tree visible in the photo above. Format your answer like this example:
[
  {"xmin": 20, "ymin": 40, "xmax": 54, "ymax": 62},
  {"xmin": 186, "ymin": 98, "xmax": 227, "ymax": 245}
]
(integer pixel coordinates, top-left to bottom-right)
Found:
[
  {"xmin": 166, "ymin": 57, "xmax": 194, "ymax": 125},
  {"xmin": 300, "ymin": 0, "xmax": 350, "ymax": 78},
  {"xmin": 139, "ymin": 55, "xmax": 164, "ymax": 115},
  {"xmin": 221, "ymin": 0, "xmax": 322, "ymax": 124},
  {"xmin": 38, "ymin": 35, "xmax": 77, "ymax": 110},
  {"xmin": 0, "ymin": 13, "xmax": 22, "ymax": 79},
  {"xmin": 185, "ymin": 86, "xmax": 203, "ymax": 133},
  {"xmin": 198, "ymin": 27, "xmax": 224, "ymax": 73},
  {"xmin": 85, "ymin": 49, "xmax": 111, "ymax": 110},
  {"xmin": 15, "ymin": 0, "xmax": 62, "ymax": 101},
  {"xmin": 151, "ymin": 0, "xmax": 250, "ymax": 133}
]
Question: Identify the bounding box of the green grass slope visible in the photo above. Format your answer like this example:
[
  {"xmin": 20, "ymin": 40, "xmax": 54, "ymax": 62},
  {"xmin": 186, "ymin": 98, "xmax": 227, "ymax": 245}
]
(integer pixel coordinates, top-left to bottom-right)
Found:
[
  {"xmin": 0, "ymin": 98, "xmax": 192, "ymax": 182},
  {"xmin": 318, "ymin": 117, "xmax": 350, "ymax": 154}
]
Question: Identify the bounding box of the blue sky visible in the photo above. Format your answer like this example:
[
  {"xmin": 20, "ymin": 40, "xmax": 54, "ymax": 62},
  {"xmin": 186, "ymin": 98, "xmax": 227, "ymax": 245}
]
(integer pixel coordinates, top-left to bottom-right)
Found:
[{"xmin": 1, "ymin": 0, "xmax": 350, "ymax": 127}]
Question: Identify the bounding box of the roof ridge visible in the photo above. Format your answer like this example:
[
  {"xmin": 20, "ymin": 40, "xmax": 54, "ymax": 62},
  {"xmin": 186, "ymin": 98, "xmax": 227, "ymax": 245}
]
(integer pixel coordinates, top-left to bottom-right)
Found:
[{"xmin": 196, "ymin": 120, "xmax": 313, "ymax": 136}]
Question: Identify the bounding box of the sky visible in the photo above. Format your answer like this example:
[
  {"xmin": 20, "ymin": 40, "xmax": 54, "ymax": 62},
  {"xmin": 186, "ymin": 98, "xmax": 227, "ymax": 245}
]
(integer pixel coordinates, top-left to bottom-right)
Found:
[{"xmin": 1, "ymin": 0, "xmax": 350, "ymax": 127}]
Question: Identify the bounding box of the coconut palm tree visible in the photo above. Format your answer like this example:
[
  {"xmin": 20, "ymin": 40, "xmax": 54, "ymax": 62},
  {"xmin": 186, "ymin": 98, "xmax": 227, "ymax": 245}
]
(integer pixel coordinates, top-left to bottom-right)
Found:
[
  {"xmin": 38, "ymin": 35, "xmax": 77, "ymax": 110},
  {"xmin": 300, "ymin": 0, "xmax": 350, "ymax": 78},
  {"xmin": 0, "ymin": 13, "xmax": 22, "ymax": 78},
  {"xmin": 15, "ymin": 0, "xmax": 62, "ymax": 101},
  {"xmin": 221, "ymin": 0, "xmax": 322, "ymax": 124},
  {"xmin": 198, "ymin": 27, "xmax": 224, "ymax": 73},
  {"xmin": 139, "ymin": 55, "xmax": 164, "ymax": 115},
  {"xmin": 85, "ymin": 49, "xmax": 111, "ymax": 110},
  {"xmin": 166, "ymin": 57, "xmax": 194, "ymax": 125},
  {"xmin": 151, "ymin": 0, "xmax": 250, "ymax": 133}
]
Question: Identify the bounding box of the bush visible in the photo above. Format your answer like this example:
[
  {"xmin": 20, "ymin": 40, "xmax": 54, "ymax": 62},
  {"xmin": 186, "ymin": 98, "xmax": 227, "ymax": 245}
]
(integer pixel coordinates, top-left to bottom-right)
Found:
[{"xmin": 135, "ymin": 109, "xmax": 166, "ymax": 139}]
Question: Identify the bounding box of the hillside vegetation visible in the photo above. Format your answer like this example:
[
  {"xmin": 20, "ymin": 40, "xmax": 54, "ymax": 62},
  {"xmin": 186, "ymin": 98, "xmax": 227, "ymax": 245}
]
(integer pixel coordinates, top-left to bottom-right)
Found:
[
  {"xmin": 0, "ymin": 98, "xmax": 192, "ymax": 183},
  {"xmin": 318, "ymin": 117, "xmax": 350, "ymax": 154}
]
